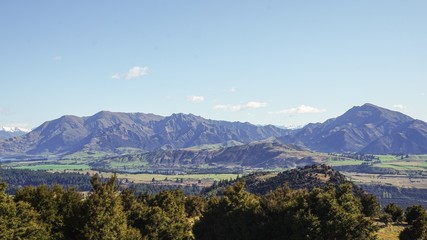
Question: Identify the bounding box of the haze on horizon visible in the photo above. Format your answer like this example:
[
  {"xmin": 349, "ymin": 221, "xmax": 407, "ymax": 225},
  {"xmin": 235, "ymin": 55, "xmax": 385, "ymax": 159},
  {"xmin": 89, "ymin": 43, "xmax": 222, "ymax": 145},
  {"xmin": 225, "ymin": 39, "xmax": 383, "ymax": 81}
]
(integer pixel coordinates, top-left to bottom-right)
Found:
[{"xmin": 1, "ymin": 1, "xmax": 426, "ymax": 129}]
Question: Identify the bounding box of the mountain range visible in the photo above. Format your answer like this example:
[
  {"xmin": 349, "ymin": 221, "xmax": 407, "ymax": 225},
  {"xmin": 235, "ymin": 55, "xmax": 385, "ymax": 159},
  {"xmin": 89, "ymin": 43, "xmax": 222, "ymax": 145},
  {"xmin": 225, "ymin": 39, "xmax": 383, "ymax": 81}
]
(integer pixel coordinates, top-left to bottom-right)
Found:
[
  {"xmin": 279, "ymin": 103, "xmax": 427, "ymax": 154},
  {"xmin": 1, "ymin": 103, "xmax": 426, "ymax": 156},
  {"xmin": 0, "ymin": 111, "xmax": 288, "ymax": 156},
  {"xmin": 0, "ymin": 127, "xmax": 30, "ymax": 139}
]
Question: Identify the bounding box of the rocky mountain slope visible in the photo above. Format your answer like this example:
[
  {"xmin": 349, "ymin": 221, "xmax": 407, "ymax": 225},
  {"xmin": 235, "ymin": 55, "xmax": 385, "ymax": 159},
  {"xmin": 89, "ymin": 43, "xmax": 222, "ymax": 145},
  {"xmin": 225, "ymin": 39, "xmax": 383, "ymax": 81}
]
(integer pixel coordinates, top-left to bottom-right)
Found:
[
  {"xmin": 279, "ymin": 103, "xmax": 427, "ymax": 154},
  {"xmin": 102, "ymin": 141, "xmax": 325, "ymax": 169},
  {"xmin": 1, "ymin": 103, "xmax": 426, "ymax": 156},
  {"xmin": 0, "ymin": 111, "xmax": 288, "ymax": 155}
]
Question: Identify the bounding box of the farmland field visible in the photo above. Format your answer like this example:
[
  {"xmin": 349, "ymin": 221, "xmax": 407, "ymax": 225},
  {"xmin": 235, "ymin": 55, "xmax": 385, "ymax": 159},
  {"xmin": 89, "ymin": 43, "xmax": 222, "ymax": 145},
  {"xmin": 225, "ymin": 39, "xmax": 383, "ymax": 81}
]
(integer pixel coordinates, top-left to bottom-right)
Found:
[
  {"xmin": 120, "ymin": 173, "xmax": 239, "ymax": 182},
  {"xmin": 15, "ymin": 164, "xmax": 90, "ymax": 171}
]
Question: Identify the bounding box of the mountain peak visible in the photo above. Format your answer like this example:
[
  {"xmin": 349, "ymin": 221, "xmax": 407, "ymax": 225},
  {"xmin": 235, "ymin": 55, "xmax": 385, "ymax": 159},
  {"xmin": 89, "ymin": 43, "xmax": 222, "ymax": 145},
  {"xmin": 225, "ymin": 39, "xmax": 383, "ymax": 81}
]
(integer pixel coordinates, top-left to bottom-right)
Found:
[
  {"xmin": 2, "ymin": 104, "xmax": 427, "ymax": 155},
  {"xmin": 340, "ymin": 103, "xmax": 413, "ymax": 125},
  {"xmin": 0, "ymin": 111, "xmax": 288, "ymax": 155},
  {"xmin": 0, "ymin": 127, "xmax": 31, "ymax": 139},
  {"xmin": 361, "ymin": 103, "xmax": 379, "ymax": 108},
  {"xmin": 0, "ymin": 126, "xmax": 31, "ymax": 133},
  {"xmin": 280, "ymin": 104, "xmax": 427, "ymax": 154}
]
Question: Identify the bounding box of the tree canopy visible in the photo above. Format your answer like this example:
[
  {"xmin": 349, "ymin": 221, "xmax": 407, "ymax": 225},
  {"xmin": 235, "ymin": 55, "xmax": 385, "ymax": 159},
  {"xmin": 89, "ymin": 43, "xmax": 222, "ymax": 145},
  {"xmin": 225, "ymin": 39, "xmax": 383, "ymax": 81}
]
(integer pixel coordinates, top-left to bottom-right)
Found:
[{"xmin": 1, "ymin": 168, "xmax": 426, "ymax": 239}]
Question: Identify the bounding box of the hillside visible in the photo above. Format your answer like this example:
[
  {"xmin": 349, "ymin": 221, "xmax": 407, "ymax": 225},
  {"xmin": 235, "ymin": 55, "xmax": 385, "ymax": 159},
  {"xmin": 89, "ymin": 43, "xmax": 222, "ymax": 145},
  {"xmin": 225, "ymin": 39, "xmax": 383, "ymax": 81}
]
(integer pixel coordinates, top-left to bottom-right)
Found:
[
  {"xmin": 202, "ymin": 164, "xmax": 363, "ymax": 196},
  {"xmin": 98, "ymin": 141, "xmax": 327, "ymax": 170},
  {"xmin": 1, "ymin": 103, "xmax": 427, "ymax": 157},
  {"xmin": 279, "ymin": 103, "xmax": 427, "ymax": 154},
  {"xmin": 243, "ymin": 164, "xmax": 351, "ymax": 195},
  {"xmin": 0, "ymin": 112, "xmax": 288, "ymax": 156}
]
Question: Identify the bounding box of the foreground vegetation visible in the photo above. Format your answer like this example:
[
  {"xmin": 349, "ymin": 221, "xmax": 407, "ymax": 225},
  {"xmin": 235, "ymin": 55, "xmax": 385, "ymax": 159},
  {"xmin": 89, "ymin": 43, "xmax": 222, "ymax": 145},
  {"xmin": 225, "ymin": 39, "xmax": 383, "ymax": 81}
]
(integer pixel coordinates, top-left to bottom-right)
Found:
[{"xmin": 2, "ymin": 171, "xmax": 427, "ymax": 240}]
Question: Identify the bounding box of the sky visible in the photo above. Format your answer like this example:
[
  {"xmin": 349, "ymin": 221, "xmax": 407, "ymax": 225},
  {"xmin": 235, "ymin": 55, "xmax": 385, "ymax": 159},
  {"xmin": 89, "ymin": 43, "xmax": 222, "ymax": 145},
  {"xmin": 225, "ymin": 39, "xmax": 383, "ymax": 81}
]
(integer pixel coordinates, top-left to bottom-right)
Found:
[{"xmin": 1, "ymin": 1, "xmax": 426, "ymax": 129}]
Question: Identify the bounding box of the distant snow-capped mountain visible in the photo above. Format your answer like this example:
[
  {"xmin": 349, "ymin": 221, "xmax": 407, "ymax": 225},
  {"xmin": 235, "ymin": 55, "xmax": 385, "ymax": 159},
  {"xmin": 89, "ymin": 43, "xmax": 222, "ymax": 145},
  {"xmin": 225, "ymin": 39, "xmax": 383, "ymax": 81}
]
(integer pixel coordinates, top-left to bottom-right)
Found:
[
  {"xmin": 278, "ymin": 125, "xmax": 304, "ymax": 130},
  {"xmin": 0, "ymin": 127, "xmax": 31, "ymax": 139}
]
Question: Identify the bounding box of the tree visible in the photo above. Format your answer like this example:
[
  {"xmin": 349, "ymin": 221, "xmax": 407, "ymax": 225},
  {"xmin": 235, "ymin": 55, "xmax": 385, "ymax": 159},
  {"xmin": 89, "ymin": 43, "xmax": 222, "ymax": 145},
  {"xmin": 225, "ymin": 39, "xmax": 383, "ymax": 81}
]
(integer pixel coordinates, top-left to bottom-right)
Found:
[
  {"xmin": 400, "ymin": 205, "xmax": 427, "ymax": 240},
  {"xmin": 132, "ymin": 190, "xmax": 193, "ymax": 240},
  {"xmin": 80, "ymin": 174, "xmax": 141, "ymax": 240},
  {"xmin": 406, "ymin": 205, "xmax": 427, "ymax": 225},
  {"xmin": 0, "ymin": 182, "xmax": 50, "ymax": 240},
  {"xmin": 14, "ymin": 184, "xmax": 65, "ymax": 239},
  {"xmin": 185, "ymin": 195, "xmax": 207, "ymax": 218},
  {"xmin": 193, "ymin": 181, "xmax": 262, "ymax": 240},
  {"xmin": 383, "ymin": 203, "xmax": 404, "ymax": 223},
  {"xmin": 360, "ymin": 193, "xmax": 381, "ymax": 218},
  {"xmin": 261, "ymin": 185, "xmax": 321, "ymax": 240},
  {"xmin": 58, "ymin": 187, "xmax": 85, "ymax": 240},
  {"xmin": 306, "ymin": 183, "xmax": 378, "ymax": 240},
  {"xmin": 400, "ymin": 217, "xmax": 427, "ymax": 240}
]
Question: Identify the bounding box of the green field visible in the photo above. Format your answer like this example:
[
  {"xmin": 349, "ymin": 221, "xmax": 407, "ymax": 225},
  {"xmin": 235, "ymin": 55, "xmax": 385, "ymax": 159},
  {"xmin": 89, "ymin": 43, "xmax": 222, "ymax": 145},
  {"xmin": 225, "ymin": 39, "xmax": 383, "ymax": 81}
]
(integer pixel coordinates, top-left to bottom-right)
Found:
[
  {"xmin": 327, "ymin": 159, "xmax": 365, "ymax": 166},
  {"xmin": 326, "ymin": 154, "xmax": 427, "ymax": 172},
  {"xmin": 110, "ymin": 161, "xmax": 148, "ymax": 168},
  {"xmin": 375, "ymin": 162, "xmax": 427, "ymax": 171},
  {"xmin": 15, "ymin": 164, "xmax": 90, "ymax": 171},
  {"xmin": 377, "ymin": 155, "xmax": 399, "ymax": 162},
  {"xmin": 115, "ymin": 173, "xmax": 239, "ymax": 183}
]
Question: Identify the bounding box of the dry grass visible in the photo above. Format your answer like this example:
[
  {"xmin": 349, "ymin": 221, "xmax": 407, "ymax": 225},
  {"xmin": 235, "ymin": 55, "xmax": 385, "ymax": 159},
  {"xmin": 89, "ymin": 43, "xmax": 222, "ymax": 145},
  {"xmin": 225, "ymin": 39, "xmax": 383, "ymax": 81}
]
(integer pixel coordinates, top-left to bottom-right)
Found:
[
  {"xmin": 377, "ymin": 223, "xmax": 405, "ymax": 240},
  {"xmin": 343, "ymin": 172, "xmax": 427, "ymax": 189}
]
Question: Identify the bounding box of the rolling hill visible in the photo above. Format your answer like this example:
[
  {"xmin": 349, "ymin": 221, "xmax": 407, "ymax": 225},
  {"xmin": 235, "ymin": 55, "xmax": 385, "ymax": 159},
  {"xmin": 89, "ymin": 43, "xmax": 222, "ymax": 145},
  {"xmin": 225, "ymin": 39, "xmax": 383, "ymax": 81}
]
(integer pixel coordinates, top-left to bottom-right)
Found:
[{"xmin": 100, "ymin": 140, "xmax": 326, "ymax": 169}]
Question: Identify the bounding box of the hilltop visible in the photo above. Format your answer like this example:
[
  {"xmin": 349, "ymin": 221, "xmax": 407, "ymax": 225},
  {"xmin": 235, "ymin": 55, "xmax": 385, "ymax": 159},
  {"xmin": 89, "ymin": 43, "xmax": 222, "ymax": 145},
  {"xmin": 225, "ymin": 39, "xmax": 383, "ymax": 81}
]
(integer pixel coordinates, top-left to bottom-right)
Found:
[{"xmin": 202, "ymin": 164, "xmax": 361, "ymax": 196}]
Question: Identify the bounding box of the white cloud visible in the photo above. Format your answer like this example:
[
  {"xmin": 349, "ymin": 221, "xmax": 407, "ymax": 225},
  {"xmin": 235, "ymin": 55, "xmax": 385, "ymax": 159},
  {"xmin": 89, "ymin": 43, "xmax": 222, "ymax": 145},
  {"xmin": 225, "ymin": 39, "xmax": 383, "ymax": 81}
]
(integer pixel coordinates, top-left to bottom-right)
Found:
[
  {"xmin": 125, "ymin": 66, "xmax": 149, "ymax": 80},
  {"xmin": 187, "ymin": 96, "xmax": 205, "ymax": 102},
  {"xmin": 214, "ymin": 101, "xmax": 267, "ymax": 112},
  {"xmin": 271, "ymin": 105, "xmax": 326, "ymax": 114},
  {"xmin": 228, "ymin": 87, "xmax": 236, "ymax": 93},
  {"xmin": 52, "ymin": 56, "xmax": 62, "ymax": 61},
  {"xmin": 111, "ymin": 73, "xmax": 121, "ymax": 79},
  {"xmin": 112, "ymin": 66, "xmax": 149, "ymax": 80},
  {"xmin": 246, "ymin": 101, "xmax": 266, "ymax": 108},
  {"xmin": 393, "ymin": 104, "xmax": 406, "ymax": 110}
]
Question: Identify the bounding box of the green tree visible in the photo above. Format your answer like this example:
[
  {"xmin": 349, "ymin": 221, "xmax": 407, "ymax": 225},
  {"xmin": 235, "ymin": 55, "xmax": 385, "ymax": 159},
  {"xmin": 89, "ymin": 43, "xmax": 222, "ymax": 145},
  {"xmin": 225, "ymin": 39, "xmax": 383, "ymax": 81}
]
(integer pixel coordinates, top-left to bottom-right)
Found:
[
  {"xmin": 400, "ymin": 205, "xmax": 427, "ymax": 240},
  {"xmin": 193, "ymin": 181, "xmax": 262, "ymax": 240},
  {"xmin": 406, "ymin": 205, "xmax": 427, "ymax": 225},
  {"xmin": 306, "ymin": 183, "xmax": 378, "ymax": 240},
  {"xmin": 261, "ymin": 185, "xmax": 321, "ymax": 240},
  {"xmin": 58, "ymin": 187, "xmax": 85, "ymax": 240},
  {"xmin": 185, "ymin": 195, "xmax": 207, "ymax": 218},
  {"xmin": 360, "ymin": 193, "xmax": 381, "ymax": 218},
  {"xmin": 130, "ymin": 190, "xmax": 193, "ymax": 240},
  {"xmin": 121, "ymin": 187, "xmax": 137, "ymax": 214},
  {"xmin": 0, "ymin": 182, "xmax": 50, "ymax": 240},
  {"xmin": 383, "ymin": 203, "xmax": 404, "ymax": 223},
  {"xmin": 400, "ymin": 216, "xmax": 427, "ymax": 240},
  {"xmin": 15, "ymin": 184, "xmax": 65, "ymax": 239},
  {"xmin": 80, "ymin": 174, "xmax": 141, "ymax": 240}
]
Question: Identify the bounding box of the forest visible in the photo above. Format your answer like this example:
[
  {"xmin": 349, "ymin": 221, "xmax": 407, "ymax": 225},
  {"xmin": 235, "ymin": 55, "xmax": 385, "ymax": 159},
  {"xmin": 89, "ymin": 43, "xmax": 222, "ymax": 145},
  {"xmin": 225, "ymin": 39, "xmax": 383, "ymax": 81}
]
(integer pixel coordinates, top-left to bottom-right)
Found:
[{"xmin": 1, "ymin": 171, "xmax": 427, "ymax": 240}]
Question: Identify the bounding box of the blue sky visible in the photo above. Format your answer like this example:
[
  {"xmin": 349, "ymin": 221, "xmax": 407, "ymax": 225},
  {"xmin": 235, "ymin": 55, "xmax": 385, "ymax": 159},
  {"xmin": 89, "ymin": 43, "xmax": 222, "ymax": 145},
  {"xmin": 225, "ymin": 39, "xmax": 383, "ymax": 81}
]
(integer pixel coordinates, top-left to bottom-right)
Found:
[{"xmin": 1, "ymin": 1, "xmax": 426, "ymax": 129}]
